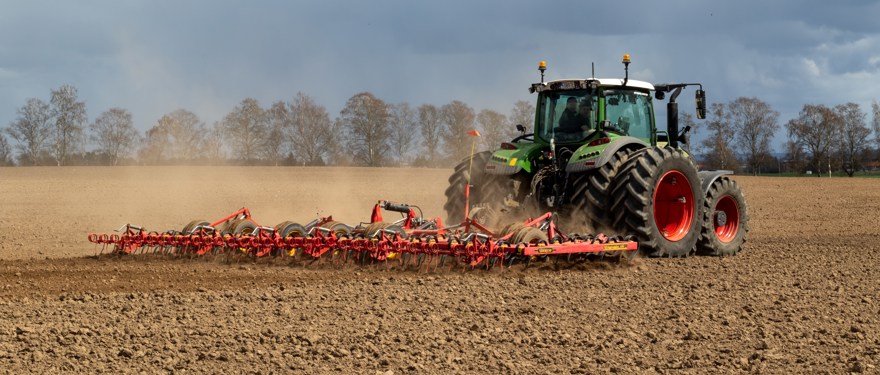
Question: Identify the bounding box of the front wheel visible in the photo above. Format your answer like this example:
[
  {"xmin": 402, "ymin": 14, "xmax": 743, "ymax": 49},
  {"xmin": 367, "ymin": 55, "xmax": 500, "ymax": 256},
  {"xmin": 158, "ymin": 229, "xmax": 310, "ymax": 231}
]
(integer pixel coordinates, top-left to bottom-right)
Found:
[
  {"xmin": 697, "ymin": 177, "xmax": 749, "ymax": 256},
  {"xmin": 610, "ymin": 147, "xmax": 702, "ymax": 257}
]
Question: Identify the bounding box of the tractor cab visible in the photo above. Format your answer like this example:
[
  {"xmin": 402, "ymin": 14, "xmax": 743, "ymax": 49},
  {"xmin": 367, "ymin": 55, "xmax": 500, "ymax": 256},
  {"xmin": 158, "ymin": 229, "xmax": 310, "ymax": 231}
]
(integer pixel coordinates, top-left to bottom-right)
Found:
[
  {"xmin": 487, "ymin": 56, "xmax": 705, "ymax": 178},
  {"xmin": 533, "ymin": 79, "xmax": 656, "ymax": 146}
]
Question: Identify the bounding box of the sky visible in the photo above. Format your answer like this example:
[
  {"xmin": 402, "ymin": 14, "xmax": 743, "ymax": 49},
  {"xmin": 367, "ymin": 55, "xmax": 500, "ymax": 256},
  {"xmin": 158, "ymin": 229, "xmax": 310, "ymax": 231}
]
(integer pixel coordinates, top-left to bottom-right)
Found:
[{"xmin": 1, "ymin": 1, "xmax": 879, "ymax": 151}]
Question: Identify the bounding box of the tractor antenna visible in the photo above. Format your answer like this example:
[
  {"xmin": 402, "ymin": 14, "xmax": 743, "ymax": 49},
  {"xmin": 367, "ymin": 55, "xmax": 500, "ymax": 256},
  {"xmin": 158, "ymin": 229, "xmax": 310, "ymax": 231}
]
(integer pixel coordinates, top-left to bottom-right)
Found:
[
  {"xmin": 591, "ymin": 62, "xmax": 595, "ymax": 78},
  {"xmin": 622, "ymin": 54, "xmax": 630, "ymax": 86},
  {"xmin": 538, "ymin": 61, "xmax": 547, "ymax": 83}
]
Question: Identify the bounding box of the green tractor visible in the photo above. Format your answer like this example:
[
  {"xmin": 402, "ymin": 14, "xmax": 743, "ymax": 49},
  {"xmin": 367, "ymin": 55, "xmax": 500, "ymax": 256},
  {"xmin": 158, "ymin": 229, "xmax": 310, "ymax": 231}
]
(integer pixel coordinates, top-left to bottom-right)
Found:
[{"xmin": 444, "ymin": 55, "xmax": 748, "ymax": 257}]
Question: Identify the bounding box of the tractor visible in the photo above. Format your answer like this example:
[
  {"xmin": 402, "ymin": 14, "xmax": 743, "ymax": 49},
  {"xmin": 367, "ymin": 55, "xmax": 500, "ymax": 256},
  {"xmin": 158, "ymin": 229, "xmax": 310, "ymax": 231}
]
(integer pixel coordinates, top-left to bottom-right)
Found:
[{"xmin": 444, "ymin": 55, "xmax": 749, "ymax": 257}]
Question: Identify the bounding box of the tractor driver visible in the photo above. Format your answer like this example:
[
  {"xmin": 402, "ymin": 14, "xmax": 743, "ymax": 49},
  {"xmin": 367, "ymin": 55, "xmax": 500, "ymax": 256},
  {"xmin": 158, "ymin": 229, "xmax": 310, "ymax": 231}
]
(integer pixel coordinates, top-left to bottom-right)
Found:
[
  {"xmin": 558, "ymin": 97, "xmax": 579, "ymax": 132},
  {"xmin": 558, "ymin": 97, "xmax": 592, "ymax": 136}
]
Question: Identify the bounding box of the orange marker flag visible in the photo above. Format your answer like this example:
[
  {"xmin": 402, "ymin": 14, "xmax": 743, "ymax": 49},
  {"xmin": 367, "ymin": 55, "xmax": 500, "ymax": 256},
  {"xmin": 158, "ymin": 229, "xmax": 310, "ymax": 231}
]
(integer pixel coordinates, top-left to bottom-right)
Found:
[{"xmin": 466, "ymin": 129, "xmax": 481, "ymax": 137}]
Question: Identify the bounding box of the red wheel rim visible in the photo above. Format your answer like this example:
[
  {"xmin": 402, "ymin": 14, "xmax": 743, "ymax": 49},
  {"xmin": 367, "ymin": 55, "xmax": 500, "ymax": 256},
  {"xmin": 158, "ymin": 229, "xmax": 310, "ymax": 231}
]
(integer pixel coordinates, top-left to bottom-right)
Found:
[
  {"xmin": 713, "ymin": 195, "xmax": 740, "ymax": 243},
  {"xmin": 652, "ymin": 170, "xmax": 694, "ymax": 242}
]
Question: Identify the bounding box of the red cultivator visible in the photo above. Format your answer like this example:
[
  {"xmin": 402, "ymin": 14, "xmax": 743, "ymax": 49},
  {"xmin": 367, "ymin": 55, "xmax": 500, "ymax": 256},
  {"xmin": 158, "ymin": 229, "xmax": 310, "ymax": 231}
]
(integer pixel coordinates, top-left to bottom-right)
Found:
[{"xmin": 88, "ymin": 200, "xmax": 638, "ymax": 270}]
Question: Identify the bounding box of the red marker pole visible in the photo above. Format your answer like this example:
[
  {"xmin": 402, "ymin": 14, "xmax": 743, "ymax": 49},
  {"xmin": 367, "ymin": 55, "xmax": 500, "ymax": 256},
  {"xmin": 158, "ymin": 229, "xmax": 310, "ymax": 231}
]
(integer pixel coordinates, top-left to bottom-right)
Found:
[{"xmin": 463, "ymin": 130, "xmax": 482, "ymax": 222}]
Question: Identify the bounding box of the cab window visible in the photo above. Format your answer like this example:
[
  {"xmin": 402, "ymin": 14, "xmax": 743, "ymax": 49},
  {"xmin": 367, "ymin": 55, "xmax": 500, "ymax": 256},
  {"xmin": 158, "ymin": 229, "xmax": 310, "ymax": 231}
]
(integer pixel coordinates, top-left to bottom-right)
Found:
[
  {"xmin": 538, "ymin": 90, "xmax": 597, "ymax": 143},
  {"xmin": 603, "ymin": 90, "xmax": 652, "ymax": 140}
]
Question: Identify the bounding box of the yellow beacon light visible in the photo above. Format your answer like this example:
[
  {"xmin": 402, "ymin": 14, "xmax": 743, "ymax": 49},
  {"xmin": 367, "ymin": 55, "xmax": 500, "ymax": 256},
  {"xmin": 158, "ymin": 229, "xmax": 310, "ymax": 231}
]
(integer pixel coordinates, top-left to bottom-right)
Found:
[
  {"xmin": 538, "ymin": 61, "xmax": 547, "ymax": 82},
  {"xmin": 622, "ymin": 54, "xmax": 631, "ymax": 64}
]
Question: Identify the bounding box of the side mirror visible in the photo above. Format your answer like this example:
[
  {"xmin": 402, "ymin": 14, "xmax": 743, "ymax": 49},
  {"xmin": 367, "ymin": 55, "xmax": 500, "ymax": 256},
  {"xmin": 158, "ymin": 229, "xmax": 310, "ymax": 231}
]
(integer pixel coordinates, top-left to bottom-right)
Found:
[
  {"xmin": 654, "ymin": 90, "xmax": 665, "ymax": 100},
  {"xmin": 695, "ymin": 89, "xmax": 706, "ymax": 119},
  {"xmin": 516, "ymin": 124, "xmax": 525, "ymax": 133}
]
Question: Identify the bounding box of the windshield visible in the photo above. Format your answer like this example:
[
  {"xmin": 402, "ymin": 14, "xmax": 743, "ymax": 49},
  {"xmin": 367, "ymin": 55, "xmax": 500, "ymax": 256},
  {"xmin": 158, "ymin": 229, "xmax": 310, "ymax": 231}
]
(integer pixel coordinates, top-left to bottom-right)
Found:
[
  {"xmin": 537, "ymin": 90, "xmax": 597, "ymax": 143},
  {"xmin": 604, "ymin": 90, "xmax": 653, "ymax": 140}
]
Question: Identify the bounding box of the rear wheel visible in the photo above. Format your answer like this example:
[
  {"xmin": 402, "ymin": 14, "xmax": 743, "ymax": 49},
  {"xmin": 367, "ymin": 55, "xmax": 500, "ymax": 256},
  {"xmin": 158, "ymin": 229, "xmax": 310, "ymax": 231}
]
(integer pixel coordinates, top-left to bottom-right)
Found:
[
  {"xmin": 444, "ymin": 151, "xmax": 506, "ymax": 224},
  {"xmin": 569, "ymin": 149, "xmax": 635, "ymax": 231},
  {"xmin": 697, "ymin": 177, "xmax": 749, "ymax": 256},
  {"xmin": 610, "ymin": 147, "xmax": 702, "ymax": 257}
]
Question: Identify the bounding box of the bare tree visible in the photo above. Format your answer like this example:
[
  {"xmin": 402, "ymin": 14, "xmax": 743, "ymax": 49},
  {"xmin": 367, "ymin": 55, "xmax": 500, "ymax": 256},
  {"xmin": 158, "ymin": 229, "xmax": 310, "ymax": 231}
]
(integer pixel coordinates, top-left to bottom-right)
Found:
[
  {"xmin": 139, "ymin": 109, "xmax": 206, "ymax": 164},
  {"xmin": 418, "ymin": 104, "xmax": 443, "ymax": 166},
  {"xmin": 835, "ymin": 102, "xmax": 871, "ymax": 176},
  {"xmin": 388, "ymin": 102, "xmax": 418, "ymax": 165},
  {"xmin": 339, "ymin": 92, "xmax": 390, "ymax": 167},
  {"xmin": 201, "ymin": 121, "xmax": 226, "ymax": 164},
  {"xmin": 786, "ymin": 104, "xmax": 840, "ymax": 175},
  {"xmin": 288, "ymin": 93, "xmax": 334, "ymax": 166},
  {"xmin": 264, "ymin": 101, "xmax": 289, "ymax": 166},
  {"xmin": 698, "ymin": 103, "xmax": 740, "ymax": 171},
  {"xmin": 89, "ymin": 108, "xmax": 139, "ymax": 165},
  {"xmin": 0, "ymin": 133, "xmax": 13, "ymax": 166},
  {"xmin": 326, "ymin": 118, "xmax": 350, "ymax": 166},
  {"xmin": 49, "ymin": 84, "xmax": 87, "ymax": 166},
  {"xmin": 476, "ymin": 109, "xmax": 510, "ymax": 151},
  {"xmin": 509, "ymin": 100, "xmax": 535, "ymax": 132},
  {"xmin": 441, "ymin": 100, "xmax": 476, "ymax": 163},
  {"xmin": 6, "ymin": 98, "xmax": 53, "ymax": 166},
  {"xmin": 729, "ymin": 97, "xmax": 779, "ymax": 174},
  {"xmin": 222, "ymin": 98, "xmax": 267, "ymax": 164},
  {"xmin": 783, "ymin": 140, "xmax": 806, "ymax": 174},
  {"xmin": 872, "ymin": 99, "xmax": 880, "ymax": 149}
]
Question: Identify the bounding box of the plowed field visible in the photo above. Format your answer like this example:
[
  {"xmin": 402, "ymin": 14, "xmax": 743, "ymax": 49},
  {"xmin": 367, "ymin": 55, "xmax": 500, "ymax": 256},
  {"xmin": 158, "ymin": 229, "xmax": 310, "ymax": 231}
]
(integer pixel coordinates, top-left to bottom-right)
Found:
[{"xmin": 1, "ymin": 167, "xmax": 878, "ymax": 374}]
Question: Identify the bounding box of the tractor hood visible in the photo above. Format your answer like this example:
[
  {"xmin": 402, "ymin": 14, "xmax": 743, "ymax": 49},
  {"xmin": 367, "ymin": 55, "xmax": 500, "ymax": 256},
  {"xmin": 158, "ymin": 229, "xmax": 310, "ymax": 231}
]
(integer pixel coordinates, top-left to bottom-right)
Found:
[{"xmin": 484, "ymin": 143, "xmax": 544, "ymax": 175}]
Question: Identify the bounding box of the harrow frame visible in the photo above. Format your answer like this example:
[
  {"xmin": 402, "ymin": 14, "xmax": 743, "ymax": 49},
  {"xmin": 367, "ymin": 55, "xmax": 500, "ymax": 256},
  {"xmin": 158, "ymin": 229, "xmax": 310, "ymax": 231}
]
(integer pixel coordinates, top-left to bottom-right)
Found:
[{"xmin": 88, "ymin": 201, "xmax": 638, "ymax": 270}]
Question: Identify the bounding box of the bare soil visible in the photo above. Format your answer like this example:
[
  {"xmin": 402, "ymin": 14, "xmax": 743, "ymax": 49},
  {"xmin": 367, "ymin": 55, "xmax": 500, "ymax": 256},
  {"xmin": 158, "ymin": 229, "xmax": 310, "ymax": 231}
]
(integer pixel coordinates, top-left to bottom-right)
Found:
[{"xmin": 0, "ymin": 167, "xmax": 878, "ymax": 374}]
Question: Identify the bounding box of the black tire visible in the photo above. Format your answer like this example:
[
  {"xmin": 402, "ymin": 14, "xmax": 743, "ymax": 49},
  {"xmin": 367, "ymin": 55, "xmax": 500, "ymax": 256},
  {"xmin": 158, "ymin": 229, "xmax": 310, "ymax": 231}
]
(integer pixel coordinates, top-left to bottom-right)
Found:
[
  {"xmin": 322, "ymin": 221, "xmax": 351, "ymax": 237},
  {"xmin": 276, "ymin": 221, "xmax": 308, "ymax": 257},
  {"xmin": 697, "ymin": 177, "xmax": 749, "ymax": 256},
  {"xmin": 569, "ymin": 149, "xmax": 635, "ymax": 231},
  {"xmin": 231, "ymin": 219, "xmax": 258, "ymax": 235},
  {"xmin": 609, "ymin": 147, "xmax": 702, "ymax": 257},
  {"xmin": 361, "ymin": 221, "xmax": 392, "ymax": 237},
  {"xmin": 443, "ymin": 151, "xmax": 498, "ymax": 224},
  {"xmin": 276, "ymin": 221, "xmax": 308, "ymax": 238},
  {"xmin": 181, "ymin": 220, "xmax": 210, "ymax": 235},
  {"xmin": 508, "ymin": 226, "xmax": 549, "ymax": 245}
]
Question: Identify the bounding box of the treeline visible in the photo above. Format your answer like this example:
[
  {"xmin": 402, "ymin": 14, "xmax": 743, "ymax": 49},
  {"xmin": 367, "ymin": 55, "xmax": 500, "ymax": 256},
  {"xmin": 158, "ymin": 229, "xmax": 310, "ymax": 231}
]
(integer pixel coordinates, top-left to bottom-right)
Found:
[
  {"xmin": 0, "ymin": 85, "xmax": 535, "ymax": 168},
  {"xmin": 3, "ymin": 85, "xmax": 880, "ymax": 176},
  {"xmin": 691, "ymin": 97, "xmax": 880, "ymax": 176}
]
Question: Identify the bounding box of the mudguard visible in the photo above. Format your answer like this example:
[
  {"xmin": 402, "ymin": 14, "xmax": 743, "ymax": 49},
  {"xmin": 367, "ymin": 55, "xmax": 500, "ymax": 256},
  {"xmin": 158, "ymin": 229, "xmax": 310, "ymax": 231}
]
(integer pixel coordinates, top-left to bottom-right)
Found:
[
  {"xmin": 698, "ymin": 170, "xmax": 734, "ymax": 194},
  {"xmin": 565, "ymin": 136, "xmax": 648, "ymax": 173}
]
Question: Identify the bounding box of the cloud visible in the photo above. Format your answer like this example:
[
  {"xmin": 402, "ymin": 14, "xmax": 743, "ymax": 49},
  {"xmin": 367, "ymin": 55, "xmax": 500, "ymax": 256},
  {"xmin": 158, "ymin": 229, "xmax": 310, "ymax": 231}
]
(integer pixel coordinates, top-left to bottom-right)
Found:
[{"xmin": 0, "ymin": 0, "xmax": 878, "ymax": 156}]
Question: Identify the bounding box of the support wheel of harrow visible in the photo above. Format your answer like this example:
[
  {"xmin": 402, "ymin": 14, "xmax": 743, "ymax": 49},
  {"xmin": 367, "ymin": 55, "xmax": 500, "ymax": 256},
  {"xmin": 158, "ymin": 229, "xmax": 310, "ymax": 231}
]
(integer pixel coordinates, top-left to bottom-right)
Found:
[
  {"xmin": 178, "ymin": 220, "xmax": 211, "ymax": 255},
  {"xmin": 275, "ymin": 221, "xmax": 308, "ymax": 258},
  {"xmin": 509, "ymin": 226, "xmax": 549, "ymax": 245},
  {"xmin": 569, "ymin": 149, "xmax": 635, "ymax": 231},
  {"xmin": 360, "ymin": 222, "xmax": 406, "ymax": 265},
  {"xmin": 220, "ymin": 218, "xmax": 256, "ymax": 235},
  {"xmin": 507, "ymin": 226, "xmax": 549, "ymax": 266},
  {"xmin": 229, "ymin": 219, "xmax": 258, "ymax": 235},
  {"xmin": 697, "ymin": 177, "xmax": 749, "ymax": 256},
  {"xmin": 610, "ymin": 147, "xmax": 702, "ymax": 258},
  {"xmin": 319, "ymin": 221, "xmax": 352, "ymax": 262},
  {"xmin": 181, "ymin": 220, "xmax": 210, "ymax": 235}
]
